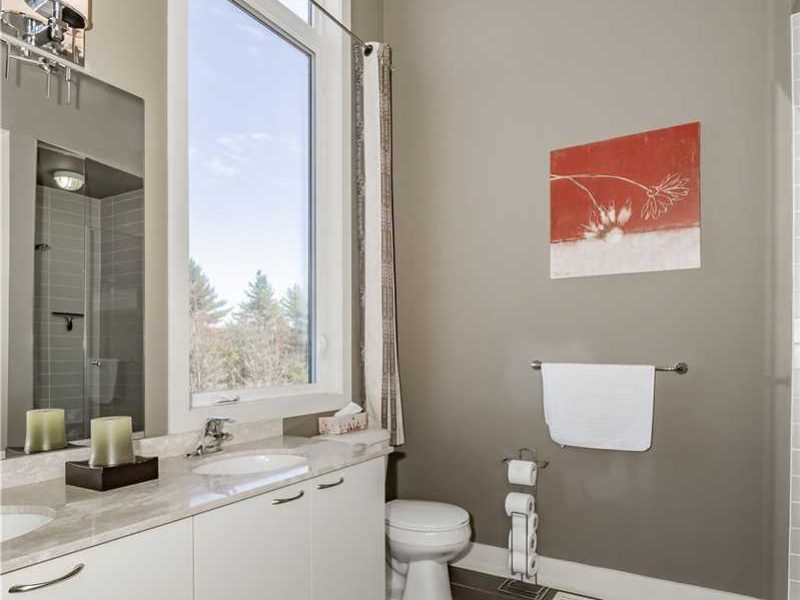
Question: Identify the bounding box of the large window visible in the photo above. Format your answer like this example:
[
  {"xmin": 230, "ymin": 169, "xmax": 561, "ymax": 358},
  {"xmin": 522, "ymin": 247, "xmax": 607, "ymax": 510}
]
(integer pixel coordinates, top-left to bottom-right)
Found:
[
  {"xmin": 188, "ymin": 0, "xmax": 312, "ymax": 398},
  {"xmin": 170, "ymin": 0, "xmax": 350, "ymax": 425}
]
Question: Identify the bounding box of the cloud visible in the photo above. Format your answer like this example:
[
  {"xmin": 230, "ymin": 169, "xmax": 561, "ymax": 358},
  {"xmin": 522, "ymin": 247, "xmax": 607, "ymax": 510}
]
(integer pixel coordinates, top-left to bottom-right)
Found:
[
  {"xmin": 216, "ymin": 132, "xmax": 275, "ymax": 161},
  {"xmin": 192, "ymin": 131, "xmax": 305, "ymax": 186},
  {"xmin": 206, "ymin": 157, "xmax": 241, "ymax": 179}
]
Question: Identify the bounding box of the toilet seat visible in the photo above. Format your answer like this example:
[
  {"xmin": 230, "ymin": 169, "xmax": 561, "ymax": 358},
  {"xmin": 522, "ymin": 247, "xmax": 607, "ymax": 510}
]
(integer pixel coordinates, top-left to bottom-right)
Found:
[
  {"xmin": 387, "ymin": 522, "xmax": 470, "ymax": 548},
  {"xmin": 386, "ymin": 500, "xmax": 470, "ymax": 532}
]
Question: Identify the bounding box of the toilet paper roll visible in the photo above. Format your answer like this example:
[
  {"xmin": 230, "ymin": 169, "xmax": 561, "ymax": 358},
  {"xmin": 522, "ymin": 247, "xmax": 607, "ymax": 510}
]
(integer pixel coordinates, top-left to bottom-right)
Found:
[
  {"xmin": 527, "ymin": 554, "xmax": 539, "ymax": 578},
  {"xmin": 508, "ymin": 550, "xmax": 538, "ymax": 578},
  {"xmin": 507, "ymin": 459, "xmax": 537, "ymax": 486},
  {"xmin": 504, "ymin": 492, "xmax": 535, "ymax": 517},
  {"xmin": 508, "ymin": 527, "xmax": 537, "ymax": 554}
]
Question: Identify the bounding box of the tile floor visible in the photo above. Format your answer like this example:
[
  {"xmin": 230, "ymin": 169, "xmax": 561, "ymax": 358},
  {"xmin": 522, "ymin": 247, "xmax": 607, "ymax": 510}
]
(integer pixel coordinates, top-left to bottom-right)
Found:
[{"xmin": 449, "ymin": 568, "xmax": 597, "ymax": 600}]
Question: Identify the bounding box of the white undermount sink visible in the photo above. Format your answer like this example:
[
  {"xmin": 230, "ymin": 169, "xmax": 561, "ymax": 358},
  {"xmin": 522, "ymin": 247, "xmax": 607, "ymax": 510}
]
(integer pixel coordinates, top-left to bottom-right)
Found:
[
  {"xmin": 1, "ymin": 508, "xmax": 55, "ymax": 543},
  {"xmin": 192, "ymin": 453, "xmax": 309, "ymax": 477}
]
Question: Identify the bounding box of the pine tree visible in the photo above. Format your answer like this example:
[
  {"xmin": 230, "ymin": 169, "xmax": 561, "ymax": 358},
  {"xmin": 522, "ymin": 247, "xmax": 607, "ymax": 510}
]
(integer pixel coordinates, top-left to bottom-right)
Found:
[
  {"xmin": 232, "ymin": 271, "xmax": 291, "ymax": 386},
  {"xmin": 189, "ymin": 258, "xmax": 229, "ymax": 325},
  {"xmin": 281, "ymin": 284, "xmax": 308, "ymax": 338},
  {"xmin": 188, "ymin": 259, "xmax": 230, "ymax": 393},
  {"xmin": 235, "ymin": 270, "xmax": 279, "ymax": 325},
  {"xmin": 281, "ymin": 284, "xmax": 309, "ymax": 383}
]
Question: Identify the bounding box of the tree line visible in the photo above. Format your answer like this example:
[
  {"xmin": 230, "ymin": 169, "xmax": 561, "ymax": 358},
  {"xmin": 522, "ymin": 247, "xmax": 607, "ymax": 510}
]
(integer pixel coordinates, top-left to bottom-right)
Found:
[{"xmin": 189, "ymin": 258, "xmax": 309, "ymax": 393}]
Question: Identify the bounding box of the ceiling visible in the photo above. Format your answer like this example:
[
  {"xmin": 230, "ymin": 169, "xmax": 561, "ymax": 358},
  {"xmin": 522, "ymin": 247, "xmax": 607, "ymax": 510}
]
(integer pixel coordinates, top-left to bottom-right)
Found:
[{"xmin": 36, "ymin": 145, "xmax": 143, "ymax": 199}]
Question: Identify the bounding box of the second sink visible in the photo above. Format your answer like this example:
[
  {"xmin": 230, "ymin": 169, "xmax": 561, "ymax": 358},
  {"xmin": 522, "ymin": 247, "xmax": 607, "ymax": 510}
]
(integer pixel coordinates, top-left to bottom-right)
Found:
[
  {"xmin": 192, "ymin": 453, "xmax": 308, "ymax": 477},
  {"xmin": 1, "ymin": 508, "xmax": 55, "ymax": 542}
]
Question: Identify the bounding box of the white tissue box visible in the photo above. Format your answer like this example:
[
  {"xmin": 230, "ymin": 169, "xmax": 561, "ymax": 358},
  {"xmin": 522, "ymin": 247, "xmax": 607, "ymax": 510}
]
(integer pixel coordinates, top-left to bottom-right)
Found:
[{"xmin": 318, "ymin": 413, "xmax": 368, "ymax": 435}]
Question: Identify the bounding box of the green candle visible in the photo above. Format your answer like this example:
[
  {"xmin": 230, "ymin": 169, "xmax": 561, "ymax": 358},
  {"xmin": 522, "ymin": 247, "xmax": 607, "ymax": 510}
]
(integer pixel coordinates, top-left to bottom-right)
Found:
[
  {"xmin": 89, "ymin": 416, "xmax": 135, "ymax": 467},
  {"xmin": 24, "ymin": 409, "xmax": 67, "ymax": 454}
]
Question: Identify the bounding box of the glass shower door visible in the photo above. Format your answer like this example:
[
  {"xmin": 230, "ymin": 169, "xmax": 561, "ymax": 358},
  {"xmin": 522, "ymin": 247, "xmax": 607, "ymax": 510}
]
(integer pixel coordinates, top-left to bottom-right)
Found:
[{"xmin": 84, "ymin": 225, "xmax": 145, "ymax": 433}]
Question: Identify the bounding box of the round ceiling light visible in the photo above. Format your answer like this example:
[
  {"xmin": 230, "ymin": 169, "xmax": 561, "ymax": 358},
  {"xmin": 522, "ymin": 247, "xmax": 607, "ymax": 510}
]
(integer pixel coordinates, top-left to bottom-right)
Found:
[{"xmin": 53, "ymin": 170, "xmax": 85, "ymax": 192}]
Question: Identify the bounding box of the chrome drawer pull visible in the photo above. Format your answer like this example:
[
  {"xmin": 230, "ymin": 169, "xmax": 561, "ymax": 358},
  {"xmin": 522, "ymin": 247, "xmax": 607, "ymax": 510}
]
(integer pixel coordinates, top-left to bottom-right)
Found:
[
  {"xmin": 8, "ymin": 563, "xmax": 84, "ymax": 594},
  {"xmin": 316, "ymin": 477, "xmax": 344, "ymax": 490},
  {"xmin": 272, "ymin": 490, "xmax": 305, "ymax": 505}
]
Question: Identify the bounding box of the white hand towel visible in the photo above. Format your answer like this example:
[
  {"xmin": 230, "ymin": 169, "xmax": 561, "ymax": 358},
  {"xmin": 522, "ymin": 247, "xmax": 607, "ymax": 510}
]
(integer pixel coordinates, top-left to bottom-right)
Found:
[{"xmin": 541, "ymin": 363, "xmax": 655, "ymax": 451}]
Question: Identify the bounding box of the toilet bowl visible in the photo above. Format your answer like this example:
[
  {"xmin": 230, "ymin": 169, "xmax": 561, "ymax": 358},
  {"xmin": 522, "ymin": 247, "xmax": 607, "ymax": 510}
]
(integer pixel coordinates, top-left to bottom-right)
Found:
[{"xmin": 386, "ymin": 500, "xmax": 471, "ymax": 600}]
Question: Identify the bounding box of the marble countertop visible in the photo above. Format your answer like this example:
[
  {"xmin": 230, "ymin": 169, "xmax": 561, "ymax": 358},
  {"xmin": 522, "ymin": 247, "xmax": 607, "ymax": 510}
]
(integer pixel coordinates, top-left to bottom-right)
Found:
[{"xmin": 0, "ymin": 435, "xmax": 392, "ymax": 574}]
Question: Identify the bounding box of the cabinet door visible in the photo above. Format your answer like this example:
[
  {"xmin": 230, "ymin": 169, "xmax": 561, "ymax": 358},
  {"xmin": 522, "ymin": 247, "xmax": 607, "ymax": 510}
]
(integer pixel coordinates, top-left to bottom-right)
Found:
[
  {"xmin": 311, "ymin": 458, "xmax": 385, "ymax": 600},
  {"xmin": 194, "ymin": 482, "xmax": 311, "ymax": 600},
  {"xmin": 0, "ymin": 519, "xmax": 193, "ymax": 600}
]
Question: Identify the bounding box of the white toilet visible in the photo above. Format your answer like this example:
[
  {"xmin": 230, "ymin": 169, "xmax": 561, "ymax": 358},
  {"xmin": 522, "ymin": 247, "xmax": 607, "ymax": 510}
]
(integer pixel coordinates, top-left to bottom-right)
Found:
[{"xmin": 385, "ymin": 500, "xmax": 472, "ymax": 600}]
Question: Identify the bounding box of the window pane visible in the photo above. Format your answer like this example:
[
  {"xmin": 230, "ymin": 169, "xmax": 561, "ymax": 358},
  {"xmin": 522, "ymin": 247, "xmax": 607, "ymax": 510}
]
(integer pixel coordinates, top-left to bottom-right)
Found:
[{"xmin": 188, "ymin": 0, "xmax": 312, "ymax": 396}]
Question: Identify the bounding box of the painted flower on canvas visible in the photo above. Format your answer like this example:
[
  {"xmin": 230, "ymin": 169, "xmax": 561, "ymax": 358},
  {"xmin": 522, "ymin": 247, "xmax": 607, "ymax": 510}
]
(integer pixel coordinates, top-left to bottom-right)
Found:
[{"xmin": 549, "ymin": 122, "xmax": 701, "ymax": 279}]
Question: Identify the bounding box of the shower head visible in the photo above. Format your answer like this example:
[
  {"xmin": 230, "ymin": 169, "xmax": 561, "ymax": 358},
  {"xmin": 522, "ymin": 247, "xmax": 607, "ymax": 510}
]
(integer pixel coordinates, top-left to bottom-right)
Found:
[{"xmin": 35, "ymin": 243, "xmax": 51, "ymax": 251}]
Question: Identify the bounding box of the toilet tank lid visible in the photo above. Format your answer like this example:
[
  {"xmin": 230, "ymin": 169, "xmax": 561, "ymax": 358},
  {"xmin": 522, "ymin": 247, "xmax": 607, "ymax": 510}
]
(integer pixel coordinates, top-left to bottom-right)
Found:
[{"xmin": 386, "ymin": 500, "xmax": 470, "ymax": 531}]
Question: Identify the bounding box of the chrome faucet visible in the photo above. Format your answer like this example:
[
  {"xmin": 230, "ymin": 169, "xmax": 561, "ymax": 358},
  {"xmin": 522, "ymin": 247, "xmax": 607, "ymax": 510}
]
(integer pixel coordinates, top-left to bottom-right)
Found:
[{"xmin": 186, "ymin": 417, "xmax": 234, "ymax": 458}]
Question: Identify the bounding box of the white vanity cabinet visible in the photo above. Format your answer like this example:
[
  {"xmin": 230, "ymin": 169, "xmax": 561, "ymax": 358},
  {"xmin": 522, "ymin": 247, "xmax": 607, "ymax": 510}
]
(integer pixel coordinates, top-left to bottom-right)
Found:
[
  {"xmin": 311, "ymin": 458, "xmax": 385, "ymax": 600},
  {"xmin": 193, "ymin": 457, "xmax": 385, "ymax": 600},
  {"xmin": 0, "ymin": 519, "xmax": 193, "ymax": 600},
  {"xmin": 1, "ymin": 456, "xmax": 386, "ymax": 600},
  {"xmin": 194, "ymin": 481, "xmax": 312, "ymax": 600}
]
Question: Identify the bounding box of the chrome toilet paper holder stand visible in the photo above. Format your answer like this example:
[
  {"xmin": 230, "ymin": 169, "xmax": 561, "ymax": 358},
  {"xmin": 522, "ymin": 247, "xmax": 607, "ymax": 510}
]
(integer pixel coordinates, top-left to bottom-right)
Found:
[
  {"xmin": 501, "ymin": 447, "xmax": 549, "ymax": 470},
  {"xmin": 500, "ymin": 448, "xmax": 550, "ymax": 585},
  {"xmin": 502, "ymin": 448, "xmax": 545, "ymax": 585}
]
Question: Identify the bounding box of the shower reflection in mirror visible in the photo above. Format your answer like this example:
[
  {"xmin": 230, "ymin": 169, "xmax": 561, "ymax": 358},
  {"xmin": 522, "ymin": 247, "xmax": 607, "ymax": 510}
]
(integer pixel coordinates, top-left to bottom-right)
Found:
[{"xmin": 31, "ymin": 143, "xmax": 144, "ymax": 443}]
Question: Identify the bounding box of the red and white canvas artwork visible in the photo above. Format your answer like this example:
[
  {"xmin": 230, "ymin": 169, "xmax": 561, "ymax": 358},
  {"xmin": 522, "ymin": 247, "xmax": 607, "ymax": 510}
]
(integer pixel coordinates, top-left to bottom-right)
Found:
[{"xmin": 549, "ymin": 122, "xmax": 701, "ymax": 279}]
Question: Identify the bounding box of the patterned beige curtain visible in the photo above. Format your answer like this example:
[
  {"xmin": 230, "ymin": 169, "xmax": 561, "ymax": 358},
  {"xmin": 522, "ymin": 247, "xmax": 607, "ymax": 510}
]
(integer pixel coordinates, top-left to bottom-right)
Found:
[{"xmin": 353, "ymin": 43, "xmax": 404, "ymax": 446}]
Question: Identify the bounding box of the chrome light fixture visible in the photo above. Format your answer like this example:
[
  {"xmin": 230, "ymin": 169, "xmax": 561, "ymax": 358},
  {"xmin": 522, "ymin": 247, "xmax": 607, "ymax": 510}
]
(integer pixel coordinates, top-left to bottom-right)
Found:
[
  {"xmin": 1, "ymin": 0, "xmax": 92, "ymax": 102},
  {"xmin": 52, "ymin": 170, "xmax": 84, "ymax": 191}
]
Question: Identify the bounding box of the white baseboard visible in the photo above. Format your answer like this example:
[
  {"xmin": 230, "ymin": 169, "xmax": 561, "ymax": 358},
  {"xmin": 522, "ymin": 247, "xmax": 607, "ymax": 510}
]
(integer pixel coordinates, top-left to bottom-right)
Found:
[{"xmin": 452, "ymin": 542, "xmax": 760, "ymax": 600}]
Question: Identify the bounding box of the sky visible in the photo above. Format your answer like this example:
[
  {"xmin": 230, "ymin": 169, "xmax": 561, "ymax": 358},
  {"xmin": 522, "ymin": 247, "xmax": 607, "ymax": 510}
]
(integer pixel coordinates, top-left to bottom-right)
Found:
[{"xmin": 188, "ymin": 0, "xmax": 311, "ymax": 312}]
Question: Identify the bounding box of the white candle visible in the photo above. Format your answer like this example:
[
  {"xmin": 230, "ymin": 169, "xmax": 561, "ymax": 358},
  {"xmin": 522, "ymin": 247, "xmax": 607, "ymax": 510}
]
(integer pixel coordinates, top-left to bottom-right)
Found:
[
  {"xmin": 24, "ymin": 409, "xmax": 67, "ymax": 453},
  {"xmin": 89, "ymin": 416, "xmax": 135, "ymax": 467}
]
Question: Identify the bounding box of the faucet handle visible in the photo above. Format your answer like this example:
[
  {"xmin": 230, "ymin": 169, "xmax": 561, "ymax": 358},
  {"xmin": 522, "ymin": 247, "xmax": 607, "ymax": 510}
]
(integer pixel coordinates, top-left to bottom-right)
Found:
[{"xmin": 203, "ymin": 416, "xmax": 234, "ymax": 436}]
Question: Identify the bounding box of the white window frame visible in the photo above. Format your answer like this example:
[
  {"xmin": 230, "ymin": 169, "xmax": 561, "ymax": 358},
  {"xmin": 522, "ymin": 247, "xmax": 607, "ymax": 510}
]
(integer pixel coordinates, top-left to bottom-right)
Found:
[
  {"xmin": 0, "ymin": 128, "xmax": 10, "ymax": 451},
  {"xmin": 167, "ymin": 0, "xmax": 352, "ymax": 433}
]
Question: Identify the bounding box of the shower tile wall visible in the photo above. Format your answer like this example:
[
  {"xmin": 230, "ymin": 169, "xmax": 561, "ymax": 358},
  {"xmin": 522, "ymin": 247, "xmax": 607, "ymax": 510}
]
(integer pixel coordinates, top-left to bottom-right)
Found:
[
  {"xmin": 98, "ymin": 189, "xmax": 144, "ymax": 431},
  {"xmin": 34, "ymin": 186, "xmax": 99, "ymax": 439},
  {"xmin": 34, "ymin": 186, "xmax": 145, "ymax": 440},
  {"xmin": 792, "ymin": 14, "xmax": 800, "ymax": 599}
]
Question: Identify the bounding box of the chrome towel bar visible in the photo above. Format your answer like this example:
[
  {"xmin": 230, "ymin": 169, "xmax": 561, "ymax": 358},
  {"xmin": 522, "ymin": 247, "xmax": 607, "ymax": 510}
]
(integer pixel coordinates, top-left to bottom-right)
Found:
[{"xmin": 530, "ymin": 360, "xmax": 688, "ymax": 375}]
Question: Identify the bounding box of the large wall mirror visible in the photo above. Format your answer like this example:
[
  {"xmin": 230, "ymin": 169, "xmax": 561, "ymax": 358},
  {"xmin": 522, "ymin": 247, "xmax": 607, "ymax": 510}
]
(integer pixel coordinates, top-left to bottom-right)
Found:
[{"xmin": 1, "ymin": 42, "xmax": 146, "ymax": 455}]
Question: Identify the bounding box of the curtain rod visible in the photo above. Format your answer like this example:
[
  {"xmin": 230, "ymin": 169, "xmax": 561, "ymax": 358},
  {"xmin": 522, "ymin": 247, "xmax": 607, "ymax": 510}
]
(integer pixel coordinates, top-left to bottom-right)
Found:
[{"xmin": 307, "ymin": 0, "xmax": 373, "ymax": 55}]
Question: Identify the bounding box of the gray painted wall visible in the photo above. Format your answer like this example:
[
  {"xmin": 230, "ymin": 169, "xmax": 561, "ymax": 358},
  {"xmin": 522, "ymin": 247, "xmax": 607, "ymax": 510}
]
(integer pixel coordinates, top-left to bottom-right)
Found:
[
  {"xmin": 352, "ymin": 0, "xmax": 383, "ymax": 42},
  {"xmin": 0, "ymin": 48, "xmax": 145, "ymax": 177},
  {"xmin": 5, "ymin": 134, "xmax": 36, "ymax": 449},
  {"xmin": 768, "ymin": 4, "xmax": 793, "ymax": 597},
  {"xmin": 382, "ymin": 0, "xmax": 792, "ymax": 598}
]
